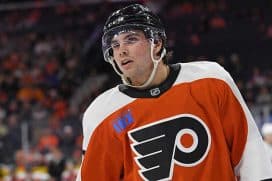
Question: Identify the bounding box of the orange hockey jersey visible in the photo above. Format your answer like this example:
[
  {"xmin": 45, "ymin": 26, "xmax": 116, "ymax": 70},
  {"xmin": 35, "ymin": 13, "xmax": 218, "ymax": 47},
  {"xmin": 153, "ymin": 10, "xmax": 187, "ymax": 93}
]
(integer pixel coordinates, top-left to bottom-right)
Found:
[{"xmin": 79, "ymin": 61, "xmax": 272, "ymax": 181}]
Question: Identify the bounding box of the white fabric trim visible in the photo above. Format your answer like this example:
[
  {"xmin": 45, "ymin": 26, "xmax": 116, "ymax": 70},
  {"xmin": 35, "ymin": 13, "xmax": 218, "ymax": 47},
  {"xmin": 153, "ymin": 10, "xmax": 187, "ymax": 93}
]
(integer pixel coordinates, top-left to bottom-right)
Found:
[{"xmin": 82, "ymin": 86, "xmax": 135, "ymax": 150}]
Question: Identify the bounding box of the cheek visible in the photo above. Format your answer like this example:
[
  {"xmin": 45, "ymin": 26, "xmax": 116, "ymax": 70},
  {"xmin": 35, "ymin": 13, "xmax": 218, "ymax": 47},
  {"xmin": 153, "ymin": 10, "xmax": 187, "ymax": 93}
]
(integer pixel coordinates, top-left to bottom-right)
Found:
[
  {"xmin": 112, "ymin": 51, "xmax": 122, "ymax": 67},
  {"xmin": 112, "ymin": 50, "xmax": 119, "ymax": 61},
  {"xmin": 134, "ymin": 43, "xmax": 151, "ymax": 60}
]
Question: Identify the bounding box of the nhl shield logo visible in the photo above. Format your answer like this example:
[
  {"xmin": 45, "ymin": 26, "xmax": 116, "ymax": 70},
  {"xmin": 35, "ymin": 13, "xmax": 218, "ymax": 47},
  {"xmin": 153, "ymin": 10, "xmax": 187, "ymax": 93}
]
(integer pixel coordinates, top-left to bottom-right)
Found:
[{"xmin": 150, "ymin": 88, "xmax": 160, "ymax": 96}]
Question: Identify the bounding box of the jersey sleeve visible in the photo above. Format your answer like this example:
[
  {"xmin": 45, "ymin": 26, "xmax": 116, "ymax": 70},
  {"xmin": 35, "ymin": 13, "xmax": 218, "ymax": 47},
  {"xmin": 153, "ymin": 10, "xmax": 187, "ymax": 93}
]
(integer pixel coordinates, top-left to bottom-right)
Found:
[
  {"xmin": 75, "ymin": 106, "xmax": 98, "ymax": 181},
  {"xmin": 76, "ymin": 86, "xmax": 133, "ymax": 181},
  {"xmin": 219, "ymin": 67, "xmax": 272, "ymax": 180},
  {"xmin": 81, "ymin": 123, "xmax": 124, "ymax": 181},
  {"xmin": 82, "ymin": 111, "xmax": 92, "ymax": 153}
]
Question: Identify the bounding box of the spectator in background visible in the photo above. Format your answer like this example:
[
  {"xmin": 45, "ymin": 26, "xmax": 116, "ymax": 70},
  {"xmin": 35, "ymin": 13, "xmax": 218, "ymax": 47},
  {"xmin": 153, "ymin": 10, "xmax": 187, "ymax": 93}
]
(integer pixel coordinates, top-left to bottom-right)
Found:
[
  {"xmin": 38, "ymin": 128, "xmax": 59, "ymax": 153},
  {"xmin": 262, "ymin": 123, "xmax": 272, "ymax": 163},
  {"xmin": 59, "ymin": 125, "xmax": 76, "ymax": 157},
  {"xmin": 256, "ymin": 86, "xmax": 272, "ymax": 123},
  {"xmin": 6, "ymin": 114, "xmax": 21, "ymax": 160},
  {"xmin": 48, "ymin": 147, "xmax": 66, "ymax": 181},
  {"xmin": 251, "ymin": 66, "xmax": 267, "ymax": 87}
]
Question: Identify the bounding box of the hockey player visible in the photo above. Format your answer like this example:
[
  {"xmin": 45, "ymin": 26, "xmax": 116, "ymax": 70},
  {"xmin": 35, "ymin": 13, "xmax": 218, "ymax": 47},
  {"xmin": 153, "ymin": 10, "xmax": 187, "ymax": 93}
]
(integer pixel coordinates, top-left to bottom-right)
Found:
[{"xmin": 78, "ymin": 4, "xmax": 272, "ymax": 181}]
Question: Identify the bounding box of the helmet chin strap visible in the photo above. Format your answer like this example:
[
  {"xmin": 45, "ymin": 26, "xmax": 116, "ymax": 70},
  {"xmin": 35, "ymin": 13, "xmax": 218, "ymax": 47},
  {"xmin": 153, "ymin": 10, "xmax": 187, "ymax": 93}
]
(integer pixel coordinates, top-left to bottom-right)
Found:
[{"xmin": 110, "ymin": 39, "xmax": 166, "ymax": 89}]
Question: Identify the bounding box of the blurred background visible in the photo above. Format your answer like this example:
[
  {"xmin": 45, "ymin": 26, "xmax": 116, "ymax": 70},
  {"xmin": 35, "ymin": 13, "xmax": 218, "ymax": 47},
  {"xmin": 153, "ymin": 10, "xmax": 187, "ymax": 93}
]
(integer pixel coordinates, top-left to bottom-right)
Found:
[{"xmin": 0, "ymin": 0, "xmax": 272, "ymax": 180}]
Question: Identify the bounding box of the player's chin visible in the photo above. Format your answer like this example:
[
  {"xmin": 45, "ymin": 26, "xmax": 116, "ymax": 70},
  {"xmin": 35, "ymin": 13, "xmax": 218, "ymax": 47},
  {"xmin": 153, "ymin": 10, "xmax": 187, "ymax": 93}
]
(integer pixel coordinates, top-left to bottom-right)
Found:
[
  {"xmin": 122, "ymin": 67, "xmax": 134, "ymax": 75},
  {"xmin": 123, "ymin": 72, "xmax": 133, "ymax": 80},
  {"xmin": 124, "ymin": 71, "xmax": 137, "ymax": 82}
]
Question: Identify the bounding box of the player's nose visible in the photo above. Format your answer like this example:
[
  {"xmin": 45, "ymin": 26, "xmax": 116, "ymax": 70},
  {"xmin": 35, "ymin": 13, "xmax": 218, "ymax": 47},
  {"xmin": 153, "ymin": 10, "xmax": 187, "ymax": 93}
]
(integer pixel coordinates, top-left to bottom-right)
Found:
[{"xmin": 119, "ymin": 44, "xmax": 128, "ymax": 57}]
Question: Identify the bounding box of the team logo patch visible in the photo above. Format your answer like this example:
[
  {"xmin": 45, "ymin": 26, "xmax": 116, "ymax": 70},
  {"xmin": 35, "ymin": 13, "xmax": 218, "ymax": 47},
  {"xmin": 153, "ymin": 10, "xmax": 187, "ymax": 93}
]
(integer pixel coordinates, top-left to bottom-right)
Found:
[{"xmin": 128, "ymin": 114, "xmax": 211, "ymax": 181}]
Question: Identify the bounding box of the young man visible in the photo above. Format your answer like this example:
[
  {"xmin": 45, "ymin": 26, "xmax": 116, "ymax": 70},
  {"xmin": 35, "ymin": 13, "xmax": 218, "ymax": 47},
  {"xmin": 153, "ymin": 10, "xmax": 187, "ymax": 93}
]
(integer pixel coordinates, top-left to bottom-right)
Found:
[{"xmin": 78, "ymin": 4, "xmax": 272, "ymax": 181}]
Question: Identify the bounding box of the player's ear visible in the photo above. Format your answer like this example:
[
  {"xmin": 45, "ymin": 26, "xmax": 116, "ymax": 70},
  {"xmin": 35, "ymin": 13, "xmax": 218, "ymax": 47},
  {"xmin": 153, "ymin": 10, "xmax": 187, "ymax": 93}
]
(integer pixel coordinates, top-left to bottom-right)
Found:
[
  {"xmin": 153, "ymin": 39, "xmax": 163, "ymax": 57},
  {"xmin": 152, "ymin": 39, "xmax": 162, "ymax": 55}
]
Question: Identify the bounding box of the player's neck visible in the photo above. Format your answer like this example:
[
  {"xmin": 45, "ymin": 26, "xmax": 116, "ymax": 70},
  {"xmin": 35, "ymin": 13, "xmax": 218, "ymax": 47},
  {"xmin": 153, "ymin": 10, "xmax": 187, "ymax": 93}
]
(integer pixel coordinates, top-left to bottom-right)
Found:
[
  {"xmin": 128, "ymin": 63, "xmax": 170, "ymax": 90},
  {"xmin": 149, "ymin": 63, "xmax": 170, "ymax": 88}
]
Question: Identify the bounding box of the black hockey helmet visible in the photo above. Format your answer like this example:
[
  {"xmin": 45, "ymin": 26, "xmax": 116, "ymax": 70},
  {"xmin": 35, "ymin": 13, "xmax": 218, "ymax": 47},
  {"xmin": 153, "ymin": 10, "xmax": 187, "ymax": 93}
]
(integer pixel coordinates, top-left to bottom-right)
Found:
[{"xmin": 102, "ymin": 4, "xmax": 166, "ymax": 62}]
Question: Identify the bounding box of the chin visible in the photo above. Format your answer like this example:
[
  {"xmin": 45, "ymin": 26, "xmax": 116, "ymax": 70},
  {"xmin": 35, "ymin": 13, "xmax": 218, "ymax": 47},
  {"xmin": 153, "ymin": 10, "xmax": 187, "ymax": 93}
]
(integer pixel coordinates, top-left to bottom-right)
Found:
[{"xmin": 123, "ymin": 69, "xmax": 134, "ymax": 77}]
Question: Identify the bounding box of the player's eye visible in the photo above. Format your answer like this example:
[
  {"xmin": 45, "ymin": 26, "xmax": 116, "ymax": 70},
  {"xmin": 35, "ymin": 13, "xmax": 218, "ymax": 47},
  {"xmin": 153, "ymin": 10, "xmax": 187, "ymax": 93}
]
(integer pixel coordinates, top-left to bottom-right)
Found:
[
  {"xmin": 111, "ymin": 42, "xmax": 120, "ymax": 49},
  {"xmin": 126, "ymin": 37, "xmax": 138, "ymax": 43}
]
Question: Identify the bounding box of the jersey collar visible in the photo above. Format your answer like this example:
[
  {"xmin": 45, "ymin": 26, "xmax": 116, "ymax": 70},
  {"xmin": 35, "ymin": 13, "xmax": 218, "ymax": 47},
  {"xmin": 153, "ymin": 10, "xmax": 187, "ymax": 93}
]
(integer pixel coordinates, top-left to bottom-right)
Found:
[{"xmin": 119, "ymin": 64, "xmax": 181, "ymax": 98}]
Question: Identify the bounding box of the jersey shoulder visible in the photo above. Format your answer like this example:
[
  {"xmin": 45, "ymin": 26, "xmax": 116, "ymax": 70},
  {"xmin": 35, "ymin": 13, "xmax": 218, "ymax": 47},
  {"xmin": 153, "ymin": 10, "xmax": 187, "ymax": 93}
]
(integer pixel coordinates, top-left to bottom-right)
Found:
[
  {"xmin": 84, "ymin": 86, "xmax": 119, "ymax": 116},
  {"xmin": 176, "ymin": 61, "xmax": 231, "ymax": 84},
  {"xmin": 83, "ymin": 85, "xmax": 134, "ymax": 127},
  {"xmin": 82, "ymin": 85, "xmax": 135, "ymax": 149}
]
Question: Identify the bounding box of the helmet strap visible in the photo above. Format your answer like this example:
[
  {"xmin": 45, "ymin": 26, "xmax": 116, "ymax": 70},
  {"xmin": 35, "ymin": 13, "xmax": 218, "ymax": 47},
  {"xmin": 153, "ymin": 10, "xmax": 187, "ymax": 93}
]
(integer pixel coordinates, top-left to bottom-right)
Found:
[{"xmin": 120, "ymin": 39, "xmax": 166, "ymax": 89}]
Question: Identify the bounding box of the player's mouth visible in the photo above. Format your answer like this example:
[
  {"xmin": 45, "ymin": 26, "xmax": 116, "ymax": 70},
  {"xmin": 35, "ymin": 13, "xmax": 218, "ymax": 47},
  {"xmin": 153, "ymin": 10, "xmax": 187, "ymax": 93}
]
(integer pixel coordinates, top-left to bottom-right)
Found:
[{"xmin": 121, "ymin": 59, "xmax": 133, "ymax": 68}]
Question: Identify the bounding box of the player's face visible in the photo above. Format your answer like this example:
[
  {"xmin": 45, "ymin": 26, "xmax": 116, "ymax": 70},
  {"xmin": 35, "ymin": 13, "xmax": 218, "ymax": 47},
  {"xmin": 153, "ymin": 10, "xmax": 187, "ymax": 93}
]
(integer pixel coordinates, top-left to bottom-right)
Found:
[{"xmin": 111, "ymin": 31, "xmax": 154, "ymax": 86}]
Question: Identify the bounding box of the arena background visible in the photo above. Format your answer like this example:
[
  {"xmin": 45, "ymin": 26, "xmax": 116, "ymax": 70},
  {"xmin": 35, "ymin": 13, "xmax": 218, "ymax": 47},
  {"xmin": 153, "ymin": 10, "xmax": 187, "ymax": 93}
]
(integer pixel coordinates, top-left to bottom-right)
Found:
[{"xmin": 0, "ymin": 0, "xmax": 272, "ymax": 180}]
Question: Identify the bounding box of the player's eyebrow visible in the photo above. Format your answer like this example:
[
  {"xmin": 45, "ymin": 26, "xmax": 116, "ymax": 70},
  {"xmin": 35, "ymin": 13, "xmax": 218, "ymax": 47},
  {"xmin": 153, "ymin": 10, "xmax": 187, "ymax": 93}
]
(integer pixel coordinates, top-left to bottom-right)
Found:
[
  {"xmin": 123, "ymin": 33, "xmax": 141, "ymax": 40},
  {"xmin": 111, "ymin": 32, "xmax": 141, "ymax": 44},
  {"xmin": 111, "ymin": 39, "xmax": 118, "ymax": 45}
]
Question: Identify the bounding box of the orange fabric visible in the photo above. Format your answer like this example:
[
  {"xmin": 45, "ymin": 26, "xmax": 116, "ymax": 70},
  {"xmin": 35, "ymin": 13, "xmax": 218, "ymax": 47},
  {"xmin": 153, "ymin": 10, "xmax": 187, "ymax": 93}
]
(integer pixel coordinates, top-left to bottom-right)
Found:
[{"xmin": 81, "ymin": 78, "xmax": 248, "ymax": 181}]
